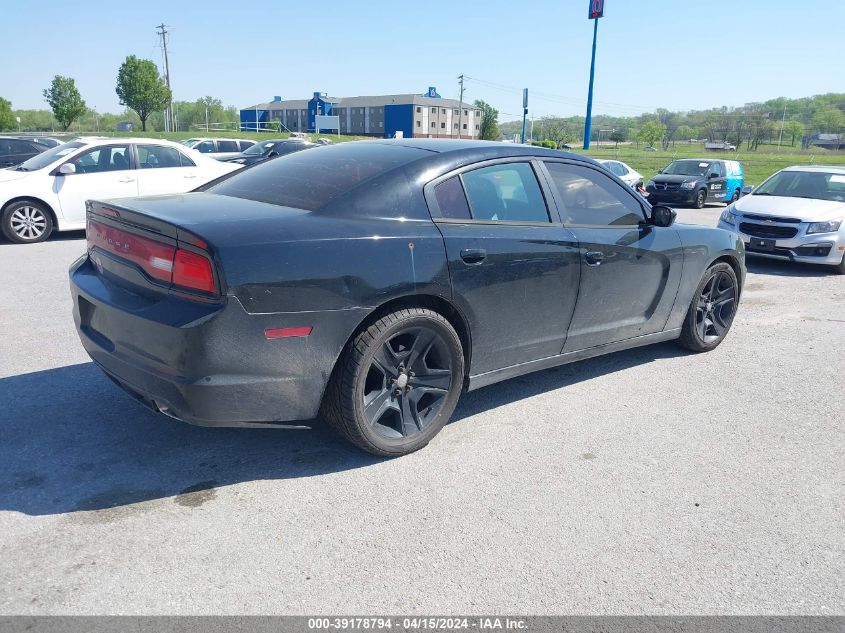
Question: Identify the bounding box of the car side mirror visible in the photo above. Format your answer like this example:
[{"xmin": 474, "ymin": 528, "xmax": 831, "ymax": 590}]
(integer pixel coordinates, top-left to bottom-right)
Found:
[
  {"xmin": 58, "ymin": 163, "xmax": 76, "ymax": 175},
  {"xmin": 741, "ymin": 185, "xmax": 754, "ymax": 197},
  {"xmin": 650, "ymin": 205, "xmax": 676, "ymax": 228},
  {"xmin": 709, "ymin": 172, "xmax": 719, "ymax": 179},
  {"xmin": 268, "ymin": 151, "xmax": 278, "ymax": 158}
]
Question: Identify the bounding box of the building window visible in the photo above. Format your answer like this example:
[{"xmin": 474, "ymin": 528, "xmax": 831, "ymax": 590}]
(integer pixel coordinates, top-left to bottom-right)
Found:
[
  {"xmin": 416, "ymin": 106, "xmax": 421, "ymax": 113},
  {"xmin": 416, "ymin": 121, "xmax": 421, "ymax": 127},
  {"xmin": 464, "ymin": 110, "xmax": 468, "ymax": 116},
  {"xmin": 454, "ymin": 109, "xmax": 459, "ymax": 115},
  {"xmin": 379, "ymin": 121, "xmax": 383, "ymax": 128},
  {"xmin": 441, "ymin": 122, "xmax": 446, "ymax": 129},
  {"xmin": 453, "ymin": 123, "xmax": 459, "ymax": 129},
  {"xmin": 431, "ymin": 122, "xmax": 436, "ymax": 128},
  {"xmin": 441, "ymin": 108, "xmax": 446, "ymax": 114},
  {"xmin": 431, "ymin": 107, "xmax": 436, "ymax": 114},
  {"xmin": 475, "ymin": 124, "xmax": 480, "ymax": 130},
  {"xmin": 463, "ymin": 124, "xmax": 467, "ymax": 129}
]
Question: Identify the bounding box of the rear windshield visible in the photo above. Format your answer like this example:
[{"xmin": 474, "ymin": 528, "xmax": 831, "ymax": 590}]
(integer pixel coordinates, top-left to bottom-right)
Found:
[{"xmin": 206, "ymin": 142, "xmax": 429, "ymax": 211}]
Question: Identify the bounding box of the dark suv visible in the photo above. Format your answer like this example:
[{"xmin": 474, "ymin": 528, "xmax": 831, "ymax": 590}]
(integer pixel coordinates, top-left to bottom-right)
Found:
[{"xmin": 646, "ymin": 159, "xmax": 744, "ymax": 208}]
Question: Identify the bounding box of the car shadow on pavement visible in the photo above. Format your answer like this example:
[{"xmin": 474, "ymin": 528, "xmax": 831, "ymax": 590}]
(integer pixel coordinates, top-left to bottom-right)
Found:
[
  {"xmin": 0, "ymin": 343, "xmax": 688, "ymax": 517},
  {"xmin": 746, "ymin": 257, "xmax": 836, "ymax": 277}
]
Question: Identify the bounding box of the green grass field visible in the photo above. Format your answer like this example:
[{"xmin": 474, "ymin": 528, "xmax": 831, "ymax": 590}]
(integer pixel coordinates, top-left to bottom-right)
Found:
[{"xmin": 573, "ymin": 143, "xmax": 845, "ymax": 187}]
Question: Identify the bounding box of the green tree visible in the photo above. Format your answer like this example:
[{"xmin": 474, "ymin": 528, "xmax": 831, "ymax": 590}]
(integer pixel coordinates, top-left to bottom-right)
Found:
[
  {"xmin": 474, "ymin": 99, "xmax": 499, "ymax": 140},
  {"xmin": 812, "ymin": 107, "xmax": 845, "ymax": 134},
  {"xmin": 638, "ymin": 120, "xmax": 666, "ymax": 148},
  {"xmin": 0, "ymin": 98, "xmax": 16, "ymax": 131},
  {"xmin": 782, "ymin": 120, "xmax": 804, "ymax": 146},
  {"xmin": 115, "ymin": 55, "xmax": 172, "ymax": 131},
  {"xmin": 42, "ymin": 76, "xmax": 87, "ymax": 131},
  {"xmin": 609, "ymin": 129, "xmax": 626, "ymax": 147},
  {"xmin": 675, "ymin": 125, "xmax": 696, "ymax": 144}
]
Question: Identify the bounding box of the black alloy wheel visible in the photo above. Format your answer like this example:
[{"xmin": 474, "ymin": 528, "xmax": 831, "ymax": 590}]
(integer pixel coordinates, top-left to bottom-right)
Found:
[
  {"xmin": 678, "ymin": 262, "xmax": 739, "ymax": 352},
  {"xmin": 694, "ymin": 189, "xmax": 707, "ymax": 209},
  {"xmin": 323, "ymin": 308, "xmax": 464, "ymax": 456}
]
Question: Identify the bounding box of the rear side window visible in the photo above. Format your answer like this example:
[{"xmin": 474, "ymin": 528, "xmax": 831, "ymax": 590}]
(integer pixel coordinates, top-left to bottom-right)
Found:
[
  {"xmin": 196, "ymin": 141, "xmax": 215, "ymax": 153},
  {"xmin": 462, "ymin": 163, "xmax": 549, "ymax": 223},
  {"xmin": 217, "ymin": 140, "xmax": 238, "ymax": 152},
  {"xmin": 207, "ymin": 143, "xmax": 429, "ymax": 211},
  {"xmin": 434, "ymin": 176, "xmax": 471, "ymax": 220},
  {"xmin": 239, "ymin": 141, "xmax": 254, "ymax": 151},
  {"xmin": 544, "ymin": 162, "xmax": 644, "ymax": 227},
  {"xmin": 137, "ymin": 145, "xmax": 192, "ymax": 168}
]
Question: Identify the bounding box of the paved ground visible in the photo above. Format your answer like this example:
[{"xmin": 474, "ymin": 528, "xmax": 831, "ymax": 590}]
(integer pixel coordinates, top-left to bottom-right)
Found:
[{"xmin": 1, "ymin": 208, "xmax": 843, "ymax": 615}]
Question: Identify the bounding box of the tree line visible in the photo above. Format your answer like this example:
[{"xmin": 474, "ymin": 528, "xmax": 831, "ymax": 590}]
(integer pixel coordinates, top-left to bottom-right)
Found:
[
  {"xmin": 499, "ymin": 93, "xmax": 845, "ymax": 150},
  {"xmin": 0, "ymin": 55, "xmax": 239, "ymax": 134}
]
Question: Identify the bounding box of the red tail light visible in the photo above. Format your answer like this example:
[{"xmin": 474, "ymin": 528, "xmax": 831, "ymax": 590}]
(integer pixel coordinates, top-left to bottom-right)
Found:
[
  {"xmin": 88, "ymin": 220, "xmax": 218, "ymax": 296},
  {"xmin": 172, "ymin": 249, "xmax": 216, "ymax": 293}
]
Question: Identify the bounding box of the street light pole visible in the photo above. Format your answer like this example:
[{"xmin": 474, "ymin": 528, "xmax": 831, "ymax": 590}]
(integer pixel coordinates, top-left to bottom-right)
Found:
[{"xmin": 583, "ymin": 16, "xmax": 599, "ymax": 150}]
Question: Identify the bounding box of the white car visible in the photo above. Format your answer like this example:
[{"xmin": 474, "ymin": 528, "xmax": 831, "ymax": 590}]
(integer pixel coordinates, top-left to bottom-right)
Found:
[
  {"xmin": 718, "ymin": 165, "xmax": 845, "ymax": 274},
  {"xmin": 179, "ymin": 138, "xmax": 255, "ymax": 161},
  {"xmin": 0, "ymin": 137, "xmax": 241, "ymax": 243},
  {"xmin": 597, "ymin": 159, "xmax": 643, "ymax": 188}
]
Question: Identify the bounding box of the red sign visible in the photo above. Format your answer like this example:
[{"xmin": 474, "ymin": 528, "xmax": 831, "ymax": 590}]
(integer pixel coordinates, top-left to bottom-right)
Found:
[{"xmin": 589, "ymin": 0, "xmax": 604, "ymax": 19}]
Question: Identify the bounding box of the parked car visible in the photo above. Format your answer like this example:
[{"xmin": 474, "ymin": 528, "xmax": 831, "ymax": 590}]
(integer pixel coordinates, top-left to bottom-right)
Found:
[
  {"xmin": 596, "ymin": 159, "xmax": 643, "ymax": 188},
  {"xmin": 69, "ymin": 140, "xmax": 745, "ymax": 456},
  {"xmin": 646, "ymin": 159, "xmax": 744, "ymax": 209},
  {"xmin": 0, "ymin": 137, "xmax": 241, "ymax": 243},
  {"xmin": 223, "ymin": 138, "xmax": 318, "ymax": 165},
  {"xmin": 0, "ymin": 137, "xmax": 50, "ymax": 167},
  {"xmin": 14, "ymin": 136, "xmax": 65, "ymax": 148},
  {"xmin": 718, "ymin": 165, "xmax": 845, "ymax": 274},
  {"xmin": 179, "ymin": 138, "xmax": 256, "ymax": 161}
]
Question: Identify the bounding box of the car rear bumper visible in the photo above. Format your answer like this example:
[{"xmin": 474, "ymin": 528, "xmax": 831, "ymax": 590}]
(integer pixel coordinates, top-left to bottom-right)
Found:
[
  {"xmin": 717, "ymin": 221, "xmax": 845, "ymax": 265},
  {"xmin": 69, "ymin": 254, "xmax": 366, "ymax": 426}
]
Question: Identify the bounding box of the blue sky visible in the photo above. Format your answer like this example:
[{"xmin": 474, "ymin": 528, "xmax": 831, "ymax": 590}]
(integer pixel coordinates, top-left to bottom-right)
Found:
[{"xmin": 2, "ymin": 0, "xmax": 842, "ymax": 121}]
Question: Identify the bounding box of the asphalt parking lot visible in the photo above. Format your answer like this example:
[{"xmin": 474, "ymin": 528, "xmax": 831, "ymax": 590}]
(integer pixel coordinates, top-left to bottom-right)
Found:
[{"xmin": 0, "ymin": 206, "xmax": 843, "ymax": 615}]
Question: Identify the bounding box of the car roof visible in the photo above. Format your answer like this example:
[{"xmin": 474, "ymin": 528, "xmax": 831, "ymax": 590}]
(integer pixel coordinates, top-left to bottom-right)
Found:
[
  {"xmin": 356, "ymin": 138, "xmax": 593, "ymax": 162},
  {"xmin": 782, "ymin": 165, "xmax": 845, "ymax": 174}
]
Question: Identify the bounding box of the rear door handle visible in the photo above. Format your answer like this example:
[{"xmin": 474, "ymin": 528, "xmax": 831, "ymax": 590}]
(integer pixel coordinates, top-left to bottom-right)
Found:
[
  {"xmin": 585, "ymin": 251, "xmax": 604, "ymax": 266},
  {"xmin": 119, "ymin": 176, "xmax": 136, "ymax": 183},
  {"xmin": 183, "ymin": 173, "xmax": 198, "ymax": 179},
  {"xmin": 460, "ymin": 248, "xmax": 487, "ymax": 265}
]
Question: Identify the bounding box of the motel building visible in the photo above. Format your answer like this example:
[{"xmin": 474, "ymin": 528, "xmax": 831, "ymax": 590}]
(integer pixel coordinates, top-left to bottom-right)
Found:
[{"xmin": 240, "ymin": 87, "xmax": 483, "ymax": 139}]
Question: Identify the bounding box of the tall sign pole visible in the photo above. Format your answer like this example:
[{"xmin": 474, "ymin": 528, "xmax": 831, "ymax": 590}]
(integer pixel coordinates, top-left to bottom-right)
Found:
[
  {"xmin": 521, "ymin": 89, "xmax": 528, "ymax": 144},
  {"xmin": 583, "ymin": 0, "xmax": 604, "ymax": 150}
]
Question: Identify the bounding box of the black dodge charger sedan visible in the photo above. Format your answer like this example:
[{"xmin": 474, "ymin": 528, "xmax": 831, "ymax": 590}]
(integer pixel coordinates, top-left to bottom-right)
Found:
[{"xmin": 70, "ymin": 140, "xmax": 744, "ymax": 456}]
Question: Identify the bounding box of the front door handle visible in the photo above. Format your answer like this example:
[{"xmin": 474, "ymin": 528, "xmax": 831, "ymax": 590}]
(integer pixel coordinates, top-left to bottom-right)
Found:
[
  {"xmin": 183, "ymin": 173, "xmax": 198, "ymax": 179},
  {"xmin": 119, "ymin": 176, "xmax": 136, "ymax": 183},
  {"xmin": 460, "ymin": 248, "xmax": 487, "ymax": 265},
  {"xmin": 585, "ymin": 251, "xmax": 604, "ymax": 266}
]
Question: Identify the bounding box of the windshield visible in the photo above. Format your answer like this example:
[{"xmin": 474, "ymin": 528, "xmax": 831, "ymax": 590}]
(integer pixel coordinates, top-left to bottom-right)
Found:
[
  {"xmin": 754, "ymin": 170, "xmax": 845, "ymax": 202},
  {"xmin": 16, "ymin": 141, "xmax": 85, "ymax": 171},
  {"xmin": 244, "ymin": 140, "xmax": 279, "ymax": 155},
  {"xmin": 663, "ymin": 160, "xmax": 711, "ymax": 177}
]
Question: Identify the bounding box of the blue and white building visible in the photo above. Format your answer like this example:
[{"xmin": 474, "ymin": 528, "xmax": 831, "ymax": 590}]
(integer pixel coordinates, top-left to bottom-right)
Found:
[{"xmin": 240, "ymin": 88, "xmax": 483, "ymax": 139}]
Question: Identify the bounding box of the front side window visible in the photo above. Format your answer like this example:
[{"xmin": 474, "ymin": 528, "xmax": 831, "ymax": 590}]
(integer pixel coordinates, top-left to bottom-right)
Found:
[
  {"xmin": 544, "ymin": 162, "xmax": 645, "ymax": 227},
  {"xmin": 195, "ymin": 141, "xmax": 215, "ymax": 153},
  {"xmin": 137, "ymin": 145, "xmax": 193, "ymax": 168},
  {"xmin": 462, "ymin": 163, "xmax": 549, "ymax": 223},
  {"xmin": 69, "ymin": 145, "xmax": 131, "ymax": 173},
  {"xmin": 218, "ymin": 140, "xmax": 239, "ymax": 152}
]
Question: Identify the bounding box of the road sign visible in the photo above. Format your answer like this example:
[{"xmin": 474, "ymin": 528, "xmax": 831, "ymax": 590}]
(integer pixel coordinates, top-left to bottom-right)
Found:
[{"xmin": 589, "ymin": 0, "xmax": 604, "ymax": 19}]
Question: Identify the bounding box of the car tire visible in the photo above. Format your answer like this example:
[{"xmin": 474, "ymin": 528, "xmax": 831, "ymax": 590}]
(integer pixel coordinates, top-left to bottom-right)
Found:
[
  {"xmin": 322, "ymin": 307, "xmax": 465, "ymax": 457},
  {"xmin": 677, "ymin": 262, "xmax": 739, "ymax": 353},
  {"xmin": 694, "ymin": 189, "xmax": 707, "ymax": 209},
  {"xmin": 1, "ymin": 200, "xmax": 54, "ymax": 244}
]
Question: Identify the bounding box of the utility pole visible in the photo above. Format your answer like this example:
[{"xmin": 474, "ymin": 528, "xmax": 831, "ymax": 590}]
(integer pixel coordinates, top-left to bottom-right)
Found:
[
  {"xmin": 457, "ymin": 74, "xmax": 465, "ymax": 139},
  {"xmin": 778, "ymin": 105, "xmax": 787, "ymax": 148},
  {"xmin": 156, "ymin": 23, "xmax": 173, "ymax": 132},
  {"xmin": 583, "ymin": 0, "xmax": 605, "ymax": 149}
]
